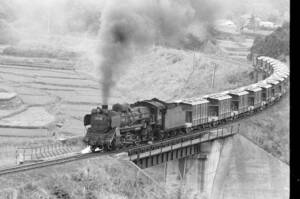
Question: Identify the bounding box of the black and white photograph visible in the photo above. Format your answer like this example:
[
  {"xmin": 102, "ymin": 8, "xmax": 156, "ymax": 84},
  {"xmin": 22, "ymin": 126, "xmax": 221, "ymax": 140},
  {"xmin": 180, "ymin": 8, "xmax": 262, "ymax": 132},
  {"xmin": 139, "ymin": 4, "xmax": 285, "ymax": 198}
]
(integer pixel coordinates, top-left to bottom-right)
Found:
[{"xmin": 0, "ymin": 0, "xmax": 290, "ymax": 198}]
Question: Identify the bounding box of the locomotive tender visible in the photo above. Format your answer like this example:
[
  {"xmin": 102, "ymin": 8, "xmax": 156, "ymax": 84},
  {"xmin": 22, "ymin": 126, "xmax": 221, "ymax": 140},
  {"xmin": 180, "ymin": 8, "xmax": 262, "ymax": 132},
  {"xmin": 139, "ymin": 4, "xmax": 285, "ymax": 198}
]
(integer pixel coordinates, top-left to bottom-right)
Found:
[{"xmin": 83, "ymin": 56, "xmax": 289, "ymax": 152}]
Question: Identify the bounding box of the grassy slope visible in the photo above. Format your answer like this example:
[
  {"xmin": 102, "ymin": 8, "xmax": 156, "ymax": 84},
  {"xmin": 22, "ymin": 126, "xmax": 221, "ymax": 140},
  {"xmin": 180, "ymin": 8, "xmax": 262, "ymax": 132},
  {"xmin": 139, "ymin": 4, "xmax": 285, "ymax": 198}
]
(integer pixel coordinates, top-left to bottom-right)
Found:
[
  {"xmin": 81, "ymin": 45, "xmax": 254, "ymax": 104},
  {"xmin": 0, "ymin": 156, "xmax": 169, "ymax": 199},
  {"xmin": 240, "ymin": 91, "xmax": 289, "ymax": 163}
]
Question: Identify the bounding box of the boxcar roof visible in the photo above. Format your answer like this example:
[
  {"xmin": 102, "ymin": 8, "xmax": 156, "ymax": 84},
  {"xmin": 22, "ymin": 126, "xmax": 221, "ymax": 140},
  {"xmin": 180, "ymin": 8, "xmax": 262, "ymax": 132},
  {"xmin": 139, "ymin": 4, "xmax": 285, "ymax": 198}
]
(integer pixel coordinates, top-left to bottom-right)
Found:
[
  {"xmin": 207, "ymin": 93, "xmax": 232, "ymax": 101},
  {"xmin": 245, "ymin": 86, "xmax": 262, "ymax": 92},
  {"xmin": 277, "ymin": 73, "xmax": 288, "ymax": 78},
  {"xmin": 228, "ymin": 90, "xmax": 249, "ymax": 96},
  {"xmin": 182, "ymin": 98, "xmax": 210, "ymax": 105},
  {"xmin": 268, "ymin": 60, "xmax": 276, "ymax": 64},
  {"xmin": 260, "ymin": 56, "xmax": 268, "ymax": 60},
  {"xmin": 265, "ymin": 79, "xmax": 279, "ymax": 85},
  {"xmin": 256, "ymin": 82, "xmax": 272, "ymax": 88},
  {"xmin": 270, "ymin": 74, "xmax": 284, "ymax": 81}
]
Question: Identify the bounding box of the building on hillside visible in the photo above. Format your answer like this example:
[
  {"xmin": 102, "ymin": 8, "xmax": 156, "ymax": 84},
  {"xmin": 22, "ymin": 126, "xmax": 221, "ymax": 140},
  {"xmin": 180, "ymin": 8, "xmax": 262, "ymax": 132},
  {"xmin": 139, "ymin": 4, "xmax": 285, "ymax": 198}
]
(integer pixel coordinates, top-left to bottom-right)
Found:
[
  {"xmin": 258, "ymin": 21, "xmax": 279, "ymax": 30},
  {"xmin": 214, "ymin": 19, "xmax": 238, "ymax": 34}
]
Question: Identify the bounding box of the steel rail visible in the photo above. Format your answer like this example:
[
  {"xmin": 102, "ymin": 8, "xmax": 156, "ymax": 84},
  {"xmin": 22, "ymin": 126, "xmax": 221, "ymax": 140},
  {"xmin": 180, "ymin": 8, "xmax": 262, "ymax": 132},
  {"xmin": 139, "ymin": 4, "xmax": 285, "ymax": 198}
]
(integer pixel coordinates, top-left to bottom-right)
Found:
[{"xmin": 0, "ymin": 153, "xmax": 97, "ymax": 176}]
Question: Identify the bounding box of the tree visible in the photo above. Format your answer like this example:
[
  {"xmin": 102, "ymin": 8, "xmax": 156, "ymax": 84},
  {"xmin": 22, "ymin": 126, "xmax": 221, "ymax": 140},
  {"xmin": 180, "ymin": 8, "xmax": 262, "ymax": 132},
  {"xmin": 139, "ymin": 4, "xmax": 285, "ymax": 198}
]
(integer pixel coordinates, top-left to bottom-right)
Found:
[{"xmin": 248, "ymin": 22, "xmax": 289, "ymax": 61}]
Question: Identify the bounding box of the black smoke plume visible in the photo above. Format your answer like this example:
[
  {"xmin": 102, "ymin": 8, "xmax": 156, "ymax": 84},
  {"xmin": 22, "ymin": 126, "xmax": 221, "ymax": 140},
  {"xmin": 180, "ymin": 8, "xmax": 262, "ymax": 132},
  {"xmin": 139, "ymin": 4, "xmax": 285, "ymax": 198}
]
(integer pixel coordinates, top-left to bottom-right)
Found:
[{"xmin": 98, "ymin": 0, "xmax": 221, "ymax": 104}]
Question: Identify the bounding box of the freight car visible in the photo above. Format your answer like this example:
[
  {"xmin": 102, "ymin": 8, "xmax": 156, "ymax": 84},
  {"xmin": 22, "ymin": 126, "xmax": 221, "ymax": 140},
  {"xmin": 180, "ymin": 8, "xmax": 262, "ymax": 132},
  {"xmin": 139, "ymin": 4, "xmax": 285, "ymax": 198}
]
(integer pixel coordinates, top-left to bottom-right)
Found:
[{"xmin": 83, "ymin": 56, "xmax": 289, "ymax": 152}]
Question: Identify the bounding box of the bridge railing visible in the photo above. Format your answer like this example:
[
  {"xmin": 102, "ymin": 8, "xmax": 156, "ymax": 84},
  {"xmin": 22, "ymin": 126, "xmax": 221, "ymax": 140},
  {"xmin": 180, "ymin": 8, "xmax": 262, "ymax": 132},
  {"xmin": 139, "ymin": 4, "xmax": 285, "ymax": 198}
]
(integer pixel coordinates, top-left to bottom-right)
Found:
[
  {"xmin": 128, "ymin": 123, "xmax": 239, "ymax": 157},
  {"xmin": 15, "ymin": 142, "xmax": 76, "ymax": 164}
]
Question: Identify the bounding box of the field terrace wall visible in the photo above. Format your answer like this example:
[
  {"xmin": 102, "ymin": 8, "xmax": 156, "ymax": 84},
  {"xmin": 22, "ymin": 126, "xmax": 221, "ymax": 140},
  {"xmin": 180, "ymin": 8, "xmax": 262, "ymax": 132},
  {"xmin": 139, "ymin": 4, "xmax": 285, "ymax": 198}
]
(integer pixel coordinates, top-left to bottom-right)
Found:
[{"xmin": 0, "ymin": 92, "xmax": 22, "ymax": 110}]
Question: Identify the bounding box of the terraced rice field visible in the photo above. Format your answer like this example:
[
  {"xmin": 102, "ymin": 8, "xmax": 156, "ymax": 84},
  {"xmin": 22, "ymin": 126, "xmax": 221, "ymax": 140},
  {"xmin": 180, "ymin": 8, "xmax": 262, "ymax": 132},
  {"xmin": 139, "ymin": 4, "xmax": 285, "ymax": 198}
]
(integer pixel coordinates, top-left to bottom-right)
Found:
[
  {"xmin": 0, "ymin": 39, "xmax": 255, "ymax": 168},
  {"xmin": 216, "ymin": 38, "xmax": 254, "ymax": 61}
]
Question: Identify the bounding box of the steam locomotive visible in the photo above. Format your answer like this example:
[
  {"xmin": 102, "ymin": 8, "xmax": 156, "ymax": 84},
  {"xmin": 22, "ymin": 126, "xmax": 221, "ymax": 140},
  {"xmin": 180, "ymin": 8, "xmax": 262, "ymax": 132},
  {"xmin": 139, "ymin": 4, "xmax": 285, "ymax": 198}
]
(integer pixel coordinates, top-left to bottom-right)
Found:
[
  {"xmin": 83, "ymin": 56, "xmax": 289, "ymax": 152},
  {"xmin": 83, "ymin": 99, "xmax": 188, "ymax": 152}
]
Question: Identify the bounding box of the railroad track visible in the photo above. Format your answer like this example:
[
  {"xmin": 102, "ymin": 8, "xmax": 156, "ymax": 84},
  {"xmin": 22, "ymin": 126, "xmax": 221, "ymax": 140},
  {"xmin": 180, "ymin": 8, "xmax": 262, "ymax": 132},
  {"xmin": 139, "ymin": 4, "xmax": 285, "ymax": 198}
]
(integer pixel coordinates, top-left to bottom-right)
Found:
[
  {"xmin": 0, "ymin": 143, "xmax": 149, "ymax": 176},
  {"xmin": 0, "ymin": 153, "xmax": 99, "ymax": 176}
]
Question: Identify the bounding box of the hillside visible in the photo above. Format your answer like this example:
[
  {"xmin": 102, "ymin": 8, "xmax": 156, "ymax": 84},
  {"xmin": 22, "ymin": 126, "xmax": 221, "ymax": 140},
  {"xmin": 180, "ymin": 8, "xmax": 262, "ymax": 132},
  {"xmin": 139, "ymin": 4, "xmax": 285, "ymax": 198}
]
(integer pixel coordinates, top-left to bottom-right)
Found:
[
  {"xmin": 0, "ymin": 156, "xmax": 169, "ymax": 199},
  {"xmin": 76, "ymin": 45, "xmax": 253, "ymax": 104},
  {"xmin": 248, "ymin": 22, "xmax": 289, "ymax": 61}
]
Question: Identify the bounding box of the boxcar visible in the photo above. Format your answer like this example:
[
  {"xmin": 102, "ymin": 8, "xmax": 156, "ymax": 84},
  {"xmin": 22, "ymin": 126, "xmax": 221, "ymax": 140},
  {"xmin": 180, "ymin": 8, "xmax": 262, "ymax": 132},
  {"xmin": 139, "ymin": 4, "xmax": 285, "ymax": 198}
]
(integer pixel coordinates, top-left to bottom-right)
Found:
[
  {"xmin": 253, "ymin": 54, "xmax": 258, "ymax": 66},
  {"xmin": 176, "ymin": 98, "xmax": 209, "ymax": 127},
  {"xmin": 245, "ymin": 85, "xmax": 262, "ymax": 109},
  {"xmin": 261, "ymin": 57, "xmax": 268, "ymax": 71},
  {"xmin": 265, "ymin": 79, "xmax": 280, "ymax": 99},
  {"xmin": 269, "ymin": 62, "xmax": 276, "ymax": 74},
  {"xmin": 270, "ymin": 75, "xmax": 284, "ymax": 96},
  {"xmin": 256, "ymin": 57, "xmax": 263, "ymax": 69},
  {"xmin": 191, "ymin": 98, "xmax": 209, "ymax": 126},
  {"xmin": 279, "ymin": 74, "xmax": 289, "ymax": 94},
  {"xmin": 206, "ymin": 94, "xmax": 232, "ymax": 121},
  {"xmin": 264, "ymin": 58, "xmax": 274, "ymax": 72},
  {"xmin": 256, "ymin": 82, "xmax": 272, "ymax": 103},
  {"xmin": 265, "ymin": 61, "xmax": 272, "ymax": 75},
  {"xmin": 228, "ymin": 89, "xmax": 249, "ymax": 114}
]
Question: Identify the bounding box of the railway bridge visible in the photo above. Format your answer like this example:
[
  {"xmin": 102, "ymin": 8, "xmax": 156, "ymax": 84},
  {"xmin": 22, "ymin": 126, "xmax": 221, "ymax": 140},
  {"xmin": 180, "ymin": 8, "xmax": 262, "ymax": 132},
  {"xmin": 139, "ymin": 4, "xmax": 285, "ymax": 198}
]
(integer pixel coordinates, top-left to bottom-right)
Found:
[
  {"xmin": 118, "ymin": 124, "xmax": 240, "ymax": 196},
  {"xmin": 127, "ymin": 124, "xmax": 239, "ymax": 169}
]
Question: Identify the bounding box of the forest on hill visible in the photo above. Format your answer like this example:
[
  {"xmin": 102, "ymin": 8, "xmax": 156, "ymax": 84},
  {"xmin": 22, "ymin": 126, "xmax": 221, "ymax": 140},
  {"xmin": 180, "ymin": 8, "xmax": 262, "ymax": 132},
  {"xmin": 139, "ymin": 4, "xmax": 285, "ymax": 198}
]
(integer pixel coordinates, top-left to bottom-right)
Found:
[{"xmin": 248, "ymin": 22, "xmax": 289, "ymax": 61}]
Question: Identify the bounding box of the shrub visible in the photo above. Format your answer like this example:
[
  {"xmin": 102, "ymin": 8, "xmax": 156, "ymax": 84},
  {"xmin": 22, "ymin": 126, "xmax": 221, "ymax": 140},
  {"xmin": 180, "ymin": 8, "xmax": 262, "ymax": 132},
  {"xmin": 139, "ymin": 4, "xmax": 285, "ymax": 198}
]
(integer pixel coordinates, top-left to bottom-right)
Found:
[
  {"xmin": 2, "ymin": 46, "xmax": 78, "ymax": 60},
  {"xmin": 51, "ymin": 185, "xmax": 71, "ymax": 199},
  {"xmin": 85, "ymin": 191, "xmax": 97, "ymax": 199}
]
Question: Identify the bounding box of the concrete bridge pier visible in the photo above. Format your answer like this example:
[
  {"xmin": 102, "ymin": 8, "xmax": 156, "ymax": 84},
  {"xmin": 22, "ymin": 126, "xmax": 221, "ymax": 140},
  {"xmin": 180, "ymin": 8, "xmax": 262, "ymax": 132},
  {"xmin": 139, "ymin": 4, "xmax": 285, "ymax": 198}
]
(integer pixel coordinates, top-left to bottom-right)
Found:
[{"xmin": 163, "ymin": 139, "xmax": 227, "ymax": 199}]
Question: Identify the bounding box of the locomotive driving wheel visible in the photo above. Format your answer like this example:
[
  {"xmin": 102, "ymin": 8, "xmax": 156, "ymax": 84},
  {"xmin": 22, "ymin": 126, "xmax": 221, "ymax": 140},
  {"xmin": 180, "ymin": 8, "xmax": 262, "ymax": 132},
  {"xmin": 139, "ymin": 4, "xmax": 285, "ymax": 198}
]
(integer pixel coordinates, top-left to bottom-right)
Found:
[
  {"xmin": 90, "ymin": 146, "xmax": 96, "ymax": 153},
  {"xmin": 110, "ymin": 139, "xmax": 116, "ymax": 151},
  {"xmin": 105, "ymin": 139, "xmax": 116, "ymax": 151},
  {"xmin": 143, "ymin": 125, "xmax": 153, "ymax": 140}
]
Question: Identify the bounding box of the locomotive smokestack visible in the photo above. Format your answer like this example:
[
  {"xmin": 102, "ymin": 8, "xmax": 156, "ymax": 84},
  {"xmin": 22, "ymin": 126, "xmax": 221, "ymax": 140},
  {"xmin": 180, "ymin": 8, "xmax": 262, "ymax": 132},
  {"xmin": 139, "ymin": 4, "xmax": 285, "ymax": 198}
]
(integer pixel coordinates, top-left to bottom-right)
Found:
[{"xmin": 102, "ymin": 105, "xmax": 108, "ymax": 110}]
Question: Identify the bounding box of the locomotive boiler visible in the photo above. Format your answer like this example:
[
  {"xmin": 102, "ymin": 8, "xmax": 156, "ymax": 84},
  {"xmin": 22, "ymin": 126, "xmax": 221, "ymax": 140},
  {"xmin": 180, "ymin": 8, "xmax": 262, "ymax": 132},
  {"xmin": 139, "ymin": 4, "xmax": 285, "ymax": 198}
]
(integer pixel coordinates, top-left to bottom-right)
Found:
[{"xmin": 83, "ymin": 100, "xmax": 164, "ymax": 152}]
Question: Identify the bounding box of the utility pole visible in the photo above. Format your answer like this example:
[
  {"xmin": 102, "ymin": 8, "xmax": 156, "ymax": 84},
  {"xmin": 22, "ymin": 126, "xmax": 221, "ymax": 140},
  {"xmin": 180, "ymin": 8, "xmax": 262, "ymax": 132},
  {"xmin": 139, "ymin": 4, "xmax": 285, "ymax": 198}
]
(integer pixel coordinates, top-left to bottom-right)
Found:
[
  {"xmin": 192, "ymin": 49, "xmax": 196, "ymax": 69},
  {"xmin": 211, "ymin": 62, "xmax": 217, "ymax": 89}
]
